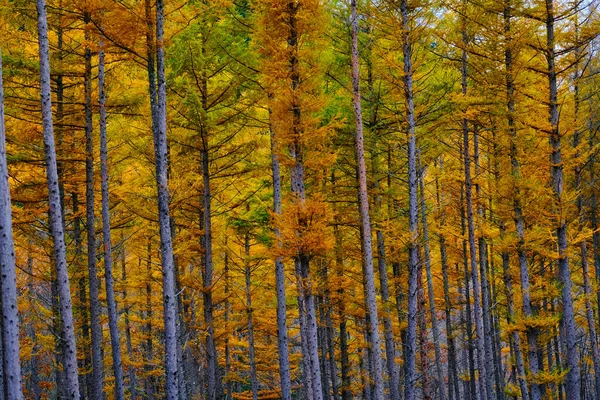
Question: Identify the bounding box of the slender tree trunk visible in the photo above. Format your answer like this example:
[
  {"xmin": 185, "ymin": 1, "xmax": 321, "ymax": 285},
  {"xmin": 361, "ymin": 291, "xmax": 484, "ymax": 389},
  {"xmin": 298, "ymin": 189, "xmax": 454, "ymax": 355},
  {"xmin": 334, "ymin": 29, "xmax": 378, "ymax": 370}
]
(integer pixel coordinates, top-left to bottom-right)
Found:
[
  {"xmin": 545, "ymin": 2, "xmax": 580, "ymax": 397},
  {"xmin": 270, "ymin": 119, "xmax": 292, "ymax": 400},
  {"xmin": 35, "ymin": 0, "xmax": 80, "ymax": 396},
  {"xmin": 502, "ymin": 5, "xmax": 541, "ymax": 399},
  {"xmin": 98, "ymin": 41, "xmax": 125, "ymax": 400},
  {"xmin": 461, "ymin": 17, "xmax": 491, "ymax": 398},
  {"xmin": 400, "ymin": 2, "xmax": 418, "ymax": 399},
  {"xmin": 149, "ymin": 0, "xmax": 179, "ymax": 397},
  {"xmin": 334, "ymin": 217, "xmax": 351, "ymax": 400},
  {"xmin": 83, "ymin": 13, "xmax": 104, "ymax": 400},
  {"xmin": 144, "ymin": 242, "xmax": 156, "ymax": 400},
  {"xmin": 572, "ymin": 29, "xmax": 600, "ymax": 399},
  {"xmin": 0, "ymin": 49, "xmax": 23, "ymax": 400},
  {"xmin": 244, "ymin": 231, "xmax": 259, "ymax": 400},
  {"xmin": 287, "ymin": 2, "xmax": 323, "ymax": 398},
  {"xmin": 26, "ymin": 243, "xmax": 41, "ymax": 400},
  {"xmin": 120, "ymin": 242, "xmax": 137, "ymax": 399},
  {"xmin": 349, "ymin": 2, "xmax": 384, "ymax": 398},
  {"xmin": 418, "ymin": 152, "xmax": 447, "ymax": 400}
]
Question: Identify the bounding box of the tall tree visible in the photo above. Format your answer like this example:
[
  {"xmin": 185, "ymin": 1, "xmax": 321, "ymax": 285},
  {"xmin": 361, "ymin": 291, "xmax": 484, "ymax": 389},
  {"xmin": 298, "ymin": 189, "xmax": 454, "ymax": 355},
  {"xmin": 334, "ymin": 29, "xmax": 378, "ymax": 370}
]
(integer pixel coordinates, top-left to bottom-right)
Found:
[
  {"xmin": 0, "ymin": 49, "xmax": 23, "ymax": 400},
  {"xmin": 35, "ymin": 0, "xmax": 80, "ymax": 397},
  {"xmin": 349, "ymin": 0, "xmax": 385, "ymax": 398}
]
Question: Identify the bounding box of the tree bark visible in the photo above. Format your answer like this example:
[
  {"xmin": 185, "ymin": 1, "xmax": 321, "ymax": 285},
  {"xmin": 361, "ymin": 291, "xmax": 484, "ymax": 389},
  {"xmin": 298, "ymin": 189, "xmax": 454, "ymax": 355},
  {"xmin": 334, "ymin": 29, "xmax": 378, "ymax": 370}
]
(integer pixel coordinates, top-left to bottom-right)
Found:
[
  {"xmin": 0, "ymin": 49, "xmax": 23, "ymax": 400},
  {"xmin": 83, "ymin": 13, "xmax": 104, "ymax": 400},
  {"xmin": 98, "ymin": 41, "xmax": 125, "ymax": 400},
  {"xmin": 270, "ymin": 117, "xmax": 292, "ymax": 400},
  {"xmin": 545, "ymin": 2, "xmax": 580, "ymax": 397},
  {"xmin": 35, "ymin": 0, "xmax": 80, "ymax": 396},
  {"xmin": 150, "ymin": 0, "xmax": 179, "ymax": 397},
  {"xmin": 461, "ymin": 16, "xmax": 491, "ymax": 399},
  {"xmin": 418, "ymin": 152, "xmax": 447, "ymax": 400},
  {"xmin": 399, "ymin": 2, "xmax": 418, "ymax": 399},
  {"xmin": 244, "ymin": 230, "xmax": 259, "ymax": 400},
  {"xmin": 349, "ymin": 1, "xmax": 384, "ymax": 398}
]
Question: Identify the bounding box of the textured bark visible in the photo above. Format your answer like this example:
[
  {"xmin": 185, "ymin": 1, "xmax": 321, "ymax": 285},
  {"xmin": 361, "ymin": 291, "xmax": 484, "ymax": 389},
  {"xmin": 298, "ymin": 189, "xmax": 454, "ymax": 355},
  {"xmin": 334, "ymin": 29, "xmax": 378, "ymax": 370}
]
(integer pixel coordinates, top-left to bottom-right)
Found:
[
  {"xmin": 461, "ymin": 18, "xmax": 491, "ymax": 399},
  {"xmin": 434, "ymin": 162, "xmax": 460, "ymax": 400},
  {"xmin": 74, "ymin": 193, "xmax": 89, "ymax": 399},
  {"xmin": 244, "ymin": 231, "xmax": 259, "ymax": 400},
  {"xmin": 349, "ymin": 1, "xmax": 384, "ymax": 398},
  {"xmin": 287, "ymin": 2, "xmax": 322, "ymax": 398},
  {"xmin": 572, "ymin": 30, "xmax": 600, "ymax": 399},
  {"xmin": 200, "ymin": 145, "xmax": 219, "ymax": 400},
  {"xmin": 150, "ymin": 0, "xmax": 179, "ymax": 397},
  {"xmin": 0, "ymin": 49, "xmax": 23, "ymax": 400},
  {"xmin": 144, "ymin": 242, "xmax": 156, "ymax": 400},
  {"xmin": 36, "ymin": 0, "xmax": 80, "ymax": 396},
  {"xmin": 545, "ymin": 2, "xmax": 580, "ymax": 397},
  {"xmin": 503, "ymin": 5, "xmax": 541, "ymax": 398},
  {"xmin": 400, "ymin": 2, "xmax": 418, "ymax": 399},
  {"xmin": 83, "ymin": 14, "xmax": 104, "ymax": 400},
  {"xmin": 418, "ymin": 153, "xmax": 446, "ymax": 400},
  {"xmin": 270, "ymin": 121, "xmax": 292, "ymax": 400},
  {"xmin": 120, "ymin": 242, "xmax": 137, "ymax": 399},
  {"xmin": 98, "ymin": 42, "xmax": 125, "ymax": 400},
  {"xmin": 333, "ymin": 218, "xmax": 351, "ymax": 400},
  {"xmin": 26, "ymin": 245, "xmax": 41, "ymax": 400}
]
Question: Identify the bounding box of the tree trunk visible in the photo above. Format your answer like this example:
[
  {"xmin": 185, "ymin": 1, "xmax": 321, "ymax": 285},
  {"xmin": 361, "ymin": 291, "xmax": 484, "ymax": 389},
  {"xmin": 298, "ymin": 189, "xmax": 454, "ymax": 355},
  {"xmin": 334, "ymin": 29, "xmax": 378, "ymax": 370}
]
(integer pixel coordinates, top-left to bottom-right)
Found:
[
  {"xmin": 418, "ymin": 152, "xmax": 447, "ymax": 400},
  {"xmin": 120, "ymin": 241, "xmax": 137, "ymax": 399},
  {"xmin": 98, "ymin": 41, "xmax": 125, "ymax": 400},
  {"xmin": 144, "ymin": 241, "xmax": 156, "ymax": 400},
  {"xmin": 83, "ymin": 13, "xmax": 104, "ymax": 400},
  {"xmin": 245, "ymin": 230, "xmax": 259, "ymax": 400},
  {"xmin": 400, "ymin": 2, "xmax": 418, "ymax": 399},
  {"xmin": 35, "ymin": 0, "xmax": 80, "ymax": 396},
  {"xmin": 349, "ymin": 2, "xmax": 384, "ymax": 398},
  {"xmin": 0, "ymin": 49, "xmax": 23, "ymax": 400},
  {"xmin": 545, "ymin": 2, "xmax": 580, "ymax": 397},
  {"xmin": 270, "ymin": 118, "xmax": 292, "ymax": 400},
  {"xmin": 461, "ymin": 18, "xmax": 491, "ymax": 398},
  {"xmin": 150, "ymin": 0, "xmax": 179, "ymax": 397},
  {"xmin": 287, "ymin": 2, "xmax": 322, "ymax": 398}
]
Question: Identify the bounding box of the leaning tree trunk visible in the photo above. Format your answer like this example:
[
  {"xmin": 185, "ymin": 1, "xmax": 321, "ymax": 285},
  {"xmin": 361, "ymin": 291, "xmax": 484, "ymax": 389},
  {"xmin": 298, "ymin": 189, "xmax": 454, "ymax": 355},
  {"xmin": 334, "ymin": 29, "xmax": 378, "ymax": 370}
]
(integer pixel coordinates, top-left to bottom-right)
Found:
[
  {"xmin": 98, "ymin": 41, "xmax": 126, "ymax": 400},
  {"xmin": 545, "ymin": 1, "xmax": 580, "ymax": 398},
  {"xmin": 83, "ymin": 15, "xmax": 104, "ymax": 399},
  {"xmin": 35, "ymin": 0, "xmax": 80, "ymax": 396},
  {"xmin": 349, "ymin": 1, "xmax": 384, "ymax": 398},
  {"xmin": 270, "ymin": 120, "xmax": 293, "ymax": 400},
  {"xmin": 152, "ymin": 0, "xmax": 179, "ymax": 397},
  {"xmin": 0, "ymin": 49, "xmax": 23, "ymax": 400}
]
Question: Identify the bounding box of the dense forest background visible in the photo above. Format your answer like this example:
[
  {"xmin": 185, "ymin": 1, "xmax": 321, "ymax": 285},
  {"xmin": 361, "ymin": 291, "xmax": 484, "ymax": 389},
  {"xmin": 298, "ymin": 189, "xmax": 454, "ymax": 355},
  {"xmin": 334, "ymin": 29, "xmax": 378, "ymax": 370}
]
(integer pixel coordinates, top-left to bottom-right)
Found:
[{"xmin": 1, "ymin": 0, "xmax": 600, "ymax": 399}]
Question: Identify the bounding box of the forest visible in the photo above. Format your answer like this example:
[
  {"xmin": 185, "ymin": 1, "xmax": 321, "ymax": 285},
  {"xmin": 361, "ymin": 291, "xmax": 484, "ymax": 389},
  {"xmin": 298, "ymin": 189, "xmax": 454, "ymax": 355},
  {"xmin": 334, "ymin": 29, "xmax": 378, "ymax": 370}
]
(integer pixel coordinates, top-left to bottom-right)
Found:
[{"xmin": 0, "ymin": 0, "xmax": 599, "ymax": 399}]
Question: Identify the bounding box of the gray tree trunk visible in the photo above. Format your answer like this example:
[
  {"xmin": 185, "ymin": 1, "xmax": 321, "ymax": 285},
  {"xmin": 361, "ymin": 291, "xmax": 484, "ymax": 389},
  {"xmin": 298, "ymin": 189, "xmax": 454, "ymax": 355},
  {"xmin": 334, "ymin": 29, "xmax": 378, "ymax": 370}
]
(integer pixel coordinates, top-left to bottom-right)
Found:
[
  {"xmin": 502, "ymin": 4, "xmax": 539, "ymax": 399},
  {"xmin": 460, "ymin": 17, "xmax": 491, "ymax": 399},
  {"xmin": 0, "ymin": 49, "xmax": 23, "ymax": 400},
  {"xmin": 244, "ymin": 231, "xmax": 259, "ymax": 400},
  {"xmin": 417, "ymin": 152, "xmax": 446, "ymax": 400},
  {"xmin": 153, "ymin": 0, "xmax": 179, "ymax": 397},
  {"xmin": 572, "ymin": 28, "xmax": 600, "ymax": 399},
  {"xmin": 349, "ymin": 1, "xmax": 384, "ymax": 398},
  {"xmin": 120, "ymin": 240, "xmax": 137, "ymax": 399},
  {"xmin": 399, "ymin": 2, "xmax": 418, "ymax": 399},
  {"xmin": 35, "ymin": 0, "xmax": 80, "ymax": 396},
  {"xmin": 83, "ymin": 17, "xmax": 104, "ymax": 399},
  {"xmin": 98, "ymin": 42, "xmax": 126, "ymax": 400},
  {"xmin": 287, "ymin": 3, "xmax": 322, "ymax": 398},
  {"xmin": 545, "ymin": 2, "xmax": 580, "ymax": 397},
  {"xmin": 270, "ymin": 123, "xmax": 292, "ymax": 400}
]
